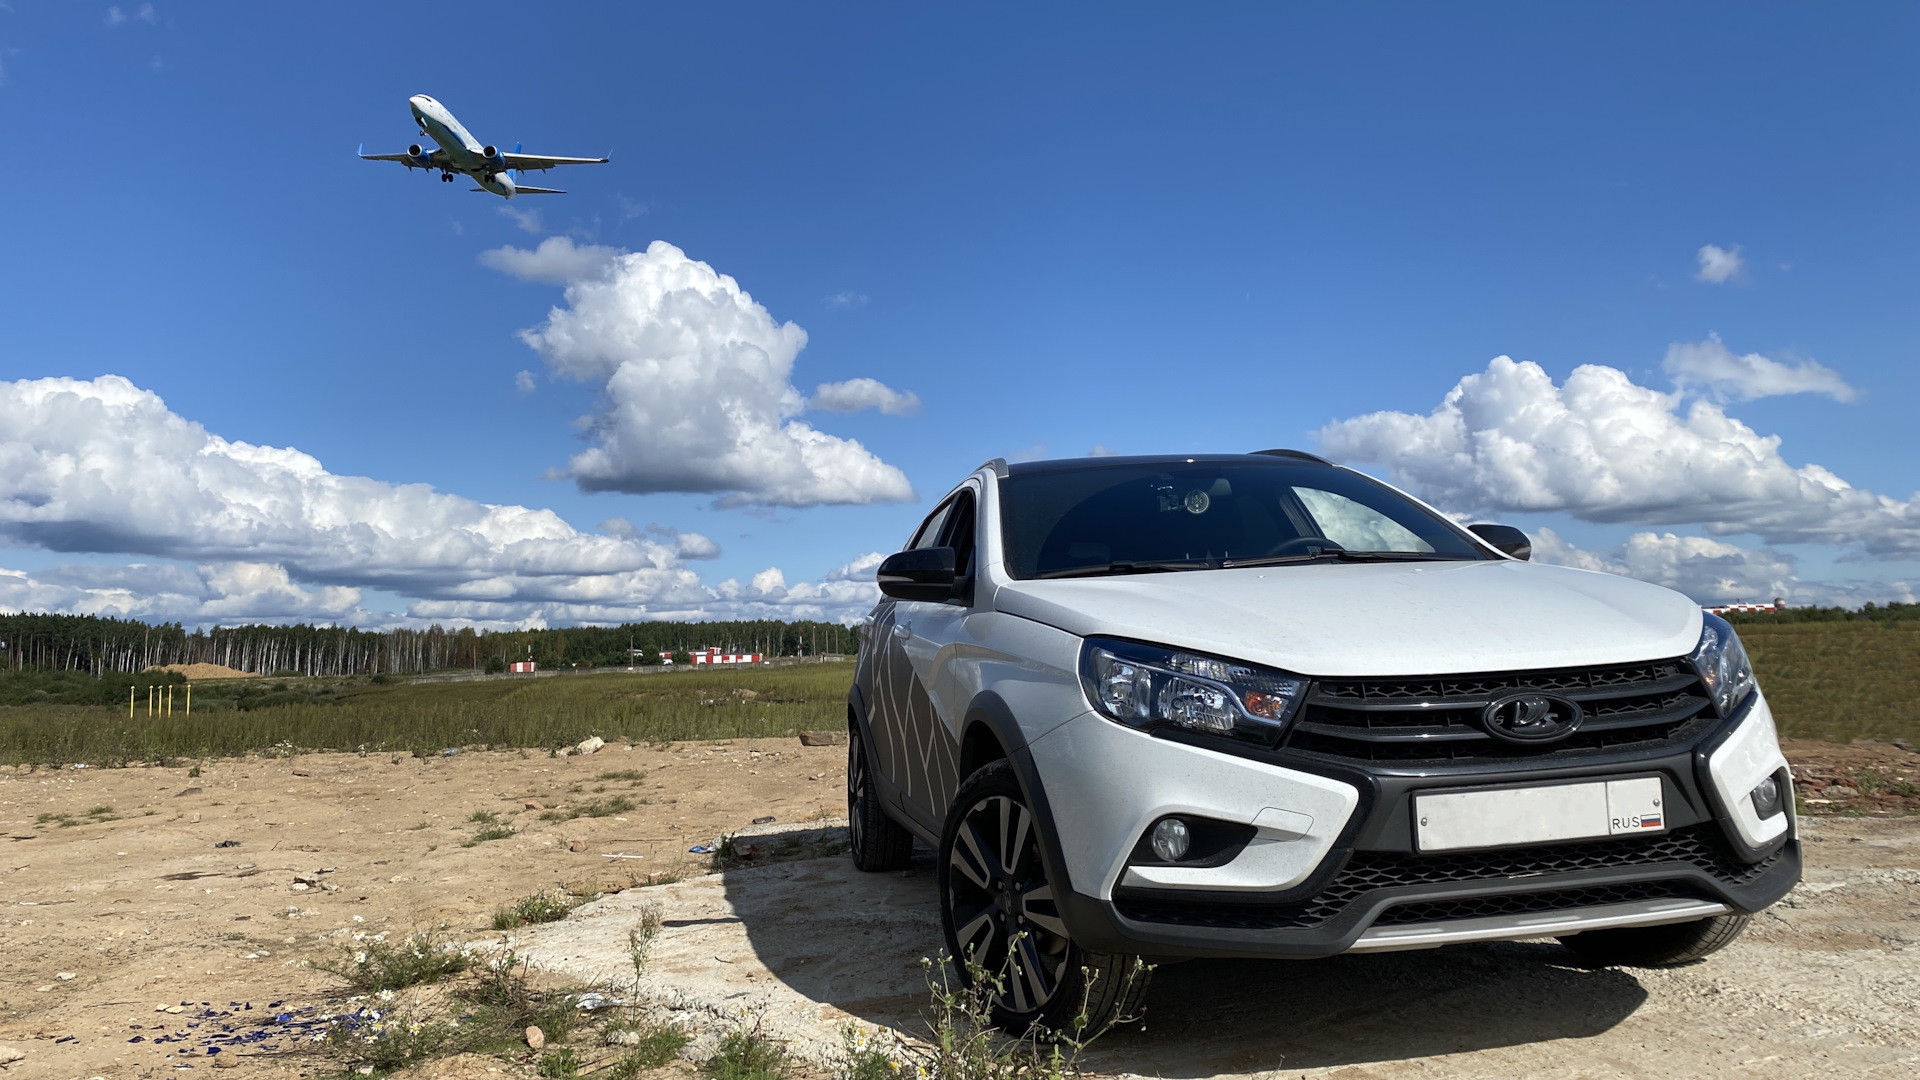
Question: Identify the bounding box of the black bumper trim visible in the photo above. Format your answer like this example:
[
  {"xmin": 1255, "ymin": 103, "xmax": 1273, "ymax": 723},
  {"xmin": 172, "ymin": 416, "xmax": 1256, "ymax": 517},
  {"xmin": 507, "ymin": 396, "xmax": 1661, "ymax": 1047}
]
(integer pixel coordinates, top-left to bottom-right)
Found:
[{"xmin": 1057, "ymin": 840, "xmax": 1800, "ymax": 960}]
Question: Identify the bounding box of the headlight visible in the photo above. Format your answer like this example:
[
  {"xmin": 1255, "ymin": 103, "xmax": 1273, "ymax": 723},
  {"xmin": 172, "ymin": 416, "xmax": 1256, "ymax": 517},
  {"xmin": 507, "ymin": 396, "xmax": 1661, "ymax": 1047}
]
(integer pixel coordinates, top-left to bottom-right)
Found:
[
  {"xmin": 1079, "ymin": 636, "xmax": 1306, "ymax": 744},
  {"xmin": 1690, "ymin": 612, "xmax": 1757, "ymax": 717}
]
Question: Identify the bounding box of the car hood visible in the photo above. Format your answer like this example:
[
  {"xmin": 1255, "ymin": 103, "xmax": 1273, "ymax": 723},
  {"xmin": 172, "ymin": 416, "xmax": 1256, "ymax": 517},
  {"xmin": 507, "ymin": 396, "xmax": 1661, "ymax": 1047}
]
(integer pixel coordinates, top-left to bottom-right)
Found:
[{"xmin": 988, "ymin": 560, "xmax": 1703, "ymax": 677}]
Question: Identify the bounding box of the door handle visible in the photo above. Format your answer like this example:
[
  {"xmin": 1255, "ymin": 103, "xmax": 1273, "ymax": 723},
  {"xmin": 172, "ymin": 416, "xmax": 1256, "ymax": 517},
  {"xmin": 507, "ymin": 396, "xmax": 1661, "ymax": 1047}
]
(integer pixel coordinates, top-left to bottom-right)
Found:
[{"xmin": 893, "ymin": 621, "xmax": 913, "ymax": 640}]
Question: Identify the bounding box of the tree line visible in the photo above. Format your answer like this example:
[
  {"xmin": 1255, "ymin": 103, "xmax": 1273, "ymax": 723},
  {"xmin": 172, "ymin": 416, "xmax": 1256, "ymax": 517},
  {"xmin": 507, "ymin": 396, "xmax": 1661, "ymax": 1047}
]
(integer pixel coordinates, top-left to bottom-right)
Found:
[{"xmin": 0, "ymin": 612, "xmax": 861, "ymax": 678}]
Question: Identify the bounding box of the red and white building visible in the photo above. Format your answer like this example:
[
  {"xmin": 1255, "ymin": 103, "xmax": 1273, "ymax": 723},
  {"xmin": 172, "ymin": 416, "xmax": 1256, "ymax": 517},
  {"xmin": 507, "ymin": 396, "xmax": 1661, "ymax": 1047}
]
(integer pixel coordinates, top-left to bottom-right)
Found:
[
  {"xmin": 688, "ymin": 647, "xmax": 763, "ymax": 665},
  {"xmin": 1703, "ymin": 600, "xmax": 1781, "ymax": 615},
  {"xmin": 510, "ymin": 661, "xmax": 537, "ymax": 674}
]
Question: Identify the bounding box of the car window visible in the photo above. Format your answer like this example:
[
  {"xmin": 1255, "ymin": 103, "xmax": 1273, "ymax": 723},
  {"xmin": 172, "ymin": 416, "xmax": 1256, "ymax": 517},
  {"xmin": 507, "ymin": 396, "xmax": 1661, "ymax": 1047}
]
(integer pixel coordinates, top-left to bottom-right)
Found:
[
  {"xmin": 941, "ymin": 490, "xmax": 978, "ymax": 580},
  {"xmin": 1294, "ymin": 487, "xmax": 1432, "ymax": 553},
  {"xmin": 997, "ymin": 461, "xmax": 1486, "ymax": 579},
  {"xmin": 908, "ymin": 500, "xmax": 953, "ymax": 551}
]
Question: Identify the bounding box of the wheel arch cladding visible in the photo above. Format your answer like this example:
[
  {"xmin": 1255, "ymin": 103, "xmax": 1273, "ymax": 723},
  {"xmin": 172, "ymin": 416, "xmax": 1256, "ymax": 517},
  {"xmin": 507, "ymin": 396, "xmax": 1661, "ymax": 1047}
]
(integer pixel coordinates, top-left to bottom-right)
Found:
[{"xmin": 959, "ymin": 690, "xmax": 1085, "ymax": 903}]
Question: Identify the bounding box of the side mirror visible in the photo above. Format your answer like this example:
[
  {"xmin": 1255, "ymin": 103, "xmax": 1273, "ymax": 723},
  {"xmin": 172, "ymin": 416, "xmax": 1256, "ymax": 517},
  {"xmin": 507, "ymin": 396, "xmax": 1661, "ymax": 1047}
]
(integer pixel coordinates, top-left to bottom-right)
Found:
[
  {"xmin": 1468, "ymin": 524, "xmax": 1532, "ymax": 561},
  {"xmin": 877, "ymin": 547, "xmax": 958, "ymax": 602}
]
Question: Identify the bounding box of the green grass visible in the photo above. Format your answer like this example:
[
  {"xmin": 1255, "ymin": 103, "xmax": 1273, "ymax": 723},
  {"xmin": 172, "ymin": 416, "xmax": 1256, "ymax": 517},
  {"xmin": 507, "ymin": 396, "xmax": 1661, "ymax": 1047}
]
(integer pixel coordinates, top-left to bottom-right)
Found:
[
  {"xmin": 1739, "ymin": 621, "xmax": 1920, "ymax": 743},
  {"xmin": 493, "ymin": 890, "xmax": 579, "ymax": 930},
  {"xmin": 0, "ymin": 663, "xmax": 853, "ymax": 765}
]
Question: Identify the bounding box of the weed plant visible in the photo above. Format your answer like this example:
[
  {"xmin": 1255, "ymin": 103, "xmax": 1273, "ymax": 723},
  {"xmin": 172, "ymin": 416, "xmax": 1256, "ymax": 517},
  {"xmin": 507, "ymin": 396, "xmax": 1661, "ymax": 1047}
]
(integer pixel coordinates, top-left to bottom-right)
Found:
[
  {"xmin": 493, "ymin": 891, "xmax": 579, "ymax": 930},
  {"xmin": 0, "ymin": 664, "xmax": 851, "ymax": 765},
  {"xmin": 313, "ymin": 929, "xmax": 469, "ymax": 994},
  {"xmin": 710, "ymin": 1023, "xmax": 788, "ymax": 1080}
]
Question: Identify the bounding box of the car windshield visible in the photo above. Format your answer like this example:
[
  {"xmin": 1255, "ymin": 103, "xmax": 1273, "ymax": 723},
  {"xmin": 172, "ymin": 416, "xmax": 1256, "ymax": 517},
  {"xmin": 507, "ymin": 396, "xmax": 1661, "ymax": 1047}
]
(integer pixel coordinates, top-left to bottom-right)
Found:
[{"xmin": 997, "ymin": 460, "xmax": 1490, "ymax": 579}]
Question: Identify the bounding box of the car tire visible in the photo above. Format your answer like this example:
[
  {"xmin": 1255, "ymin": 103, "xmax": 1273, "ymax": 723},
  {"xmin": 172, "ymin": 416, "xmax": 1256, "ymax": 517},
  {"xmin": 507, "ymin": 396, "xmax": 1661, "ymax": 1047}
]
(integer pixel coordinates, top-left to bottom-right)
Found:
[
  {"xmin": 1558, "ymin": 912, "xmax": 1752, "ymax": 967},
  {"xmin": 938, "ymin": 760, "xmax": 1150, "ymax": 1037},
  {"xmin": 848, "ymin": 724, "xmax": 914, "ymax": 872}
]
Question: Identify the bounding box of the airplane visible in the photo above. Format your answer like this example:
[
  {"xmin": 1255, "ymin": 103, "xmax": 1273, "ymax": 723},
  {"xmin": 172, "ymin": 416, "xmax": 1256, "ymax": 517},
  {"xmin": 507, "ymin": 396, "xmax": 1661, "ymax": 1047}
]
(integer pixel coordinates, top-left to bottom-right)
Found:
[{"xmin": 358, "ymin": 94, "xmax": 607, "ymax": 198}]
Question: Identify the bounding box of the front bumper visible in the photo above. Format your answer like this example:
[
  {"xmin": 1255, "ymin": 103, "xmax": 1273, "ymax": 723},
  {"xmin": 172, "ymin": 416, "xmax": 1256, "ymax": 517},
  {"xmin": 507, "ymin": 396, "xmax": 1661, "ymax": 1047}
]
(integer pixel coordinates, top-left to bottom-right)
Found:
[{"xmin": 1023, "ymin": 692, "xmax": 1798, "ymax": 960}]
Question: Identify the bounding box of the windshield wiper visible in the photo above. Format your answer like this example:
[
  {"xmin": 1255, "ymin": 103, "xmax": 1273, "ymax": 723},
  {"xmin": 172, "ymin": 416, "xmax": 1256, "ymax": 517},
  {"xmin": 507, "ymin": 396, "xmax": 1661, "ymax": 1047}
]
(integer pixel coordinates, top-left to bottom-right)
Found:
[
  {"xmin": 1034, "ymin": 559, "xmax": 1217, "ymax": 579},
  {"xmin": 1220, "ymin": 550, "xmax": 1474, "ymax": 568}
]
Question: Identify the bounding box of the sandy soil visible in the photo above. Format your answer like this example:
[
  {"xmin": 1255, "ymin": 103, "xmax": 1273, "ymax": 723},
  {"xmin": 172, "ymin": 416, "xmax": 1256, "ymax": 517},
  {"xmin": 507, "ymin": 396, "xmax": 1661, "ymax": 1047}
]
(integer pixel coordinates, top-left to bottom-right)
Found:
[
  {"xmin": 0, "ymin": 739, "xmax": 1914, "ymax": 1079},
  {"xmin": 0, "ymin": 739, "xmax": 846, "ymax": 1078}
]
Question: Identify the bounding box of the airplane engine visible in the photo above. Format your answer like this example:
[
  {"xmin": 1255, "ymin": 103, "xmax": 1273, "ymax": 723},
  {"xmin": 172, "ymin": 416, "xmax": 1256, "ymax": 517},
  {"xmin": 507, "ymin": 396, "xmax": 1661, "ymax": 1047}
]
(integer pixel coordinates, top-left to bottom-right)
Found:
[
  {"xmin": 482, "ymin": 145, "xmax": 497, "ymax": 159},
  {"xmin": 408, "ymin": 144, "xmax": 429, "ymax": 161}
]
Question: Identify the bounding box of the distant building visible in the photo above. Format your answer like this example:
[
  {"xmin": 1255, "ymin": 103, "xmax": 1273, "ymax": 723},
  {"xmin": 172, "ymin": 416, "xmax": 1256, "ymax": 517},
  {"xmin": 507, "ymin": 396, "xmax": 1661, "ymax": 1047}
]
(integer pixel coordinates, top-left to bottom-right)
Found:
[
  {"xmin": 1703, "ymin": 602, "xmax": 1776, "ymax": 615},
  {"xmin": 689, "ymin": 647, "xmax": 763, "ymax": 665},
  {"xmin": 510, "ymin": 660, "xmax": 537, "ymax": 674}
]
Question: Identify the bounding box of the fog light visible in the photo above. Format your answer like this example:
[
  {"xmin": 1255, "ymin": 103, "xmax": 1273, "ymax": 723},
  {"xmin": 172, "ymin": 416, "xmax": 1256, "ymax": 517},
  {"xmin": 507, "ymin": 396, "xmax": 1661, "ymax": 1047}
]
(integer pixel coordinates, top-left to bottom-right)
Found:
[
  {"xmin": 1749, "ymin": 774, "xmax": 1784, "ymax": 819},
  {"xmin": 1149, "ymin": 817, "xmax": 1191, "ymax": 862}
]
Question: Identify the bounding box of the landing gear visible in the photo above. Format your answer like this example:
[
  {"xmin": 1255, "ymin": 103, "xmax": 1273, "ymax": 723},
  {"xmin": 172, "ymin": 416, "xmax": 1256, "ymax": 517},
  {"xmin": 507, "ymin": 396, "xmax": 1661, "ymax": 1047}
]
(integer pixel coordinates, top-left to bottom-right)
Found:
[{"xmin": 440, "ymin": 171, "xmax": 453, "ymax": 183}]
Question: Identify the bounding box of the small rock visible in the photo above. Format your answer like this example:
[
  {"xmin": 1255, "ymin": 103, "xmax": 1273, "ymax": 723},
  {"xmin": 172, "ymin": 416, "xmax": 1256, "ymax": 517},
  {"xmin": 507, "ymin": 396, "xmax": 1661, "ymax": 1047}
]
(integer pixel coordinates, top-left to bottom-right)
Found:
[
  {"xmin": 293, "ymin": 872, "xmax": 322, "ymax": 885},
  {"xmin": 525, "ymin": 798, "xmax": 545, "ymax": 810},
  {"xmin": 798, "ymin": 730, "xmax": 847, "ymax": 747},
  {"xmin": 355, "ymin": 1066, "xmax": 375, "ymax": 1076},
  {"xmin": 574, "ymin": 736, "xmax": 606, "ymax": 756},
  {"xmin": 607, "ymin": 1029, "xmax": 642, "ymax": 1047},
  {"xmin": 292, "ymin": 769, "xmax": 313, "ymax": 777},
  {"xmin": 290, "ymin": 882, "xmax": 309, "ymax": 892},
  {"xmin": 174, "ymin": 787, "xmax": 202, "ymax": 797},
  {"xmin": 569, "ymin": 837, "xmax": 590, "ymax": 853},
  {"xmin": 215, "ymin": 840, "xmax": 241, "ymax": 848},
  {"xmin": 752, "ymin": 815, "xmax": 775, "ymax": 825},
  {"xmin": 1824, "ymin": 785, "xmax": 1860, "ymax": 798},
  {"xmin": 55, "ymin": 972, "xmax": 74, "ymax": 981},
  {"xmin": 731, "ymin": 838, "xmax": 759, "ymax": 859},
  {"xmin": 525, "ymin": 1025, "xmax": 546, "ymax": 1050},
  {"xmin": 0, "ymin": 1045, "xmax": 24, "ymax": 1064},
  {"xmin": 213, "ymin": 1055, "xmax": 239, "ymax": 1069}
]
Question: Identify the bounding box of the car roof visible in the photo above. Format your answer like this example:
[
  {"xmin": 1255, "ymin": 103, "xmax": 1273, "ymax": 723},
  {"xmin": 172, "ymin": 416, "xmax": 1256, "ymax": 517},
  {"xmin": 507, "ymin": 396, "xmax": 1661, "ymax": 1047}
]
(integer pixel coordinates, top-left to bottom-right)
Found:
[{"xmin": 1000, "ymin": 449, "xmax": 1334, "ymax": 478}]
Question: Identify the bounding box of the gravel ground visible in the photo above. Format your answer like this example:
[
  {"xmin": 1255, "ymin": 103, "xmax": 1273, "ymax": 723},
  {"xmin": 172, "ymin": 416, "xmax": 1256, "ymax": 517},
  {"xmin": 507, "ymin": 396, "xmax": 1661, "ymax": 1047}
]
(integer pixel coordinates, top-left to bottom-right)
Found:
[{"xmin": 519, "ymin": 813, "xmax": 1920, "ymax": 1080}]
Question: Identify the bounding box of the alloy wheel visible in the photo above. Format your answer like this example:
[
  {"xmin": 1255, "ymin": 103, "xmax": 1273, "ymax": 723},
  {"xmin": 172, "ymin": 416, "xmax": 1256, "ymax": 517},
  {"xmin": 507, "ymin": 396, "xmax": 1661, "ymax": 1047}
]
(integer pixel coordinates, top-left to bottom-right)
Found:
[{"xmin": 944, "ymin": 794, "xmax": 1072, "ymax": 1014}]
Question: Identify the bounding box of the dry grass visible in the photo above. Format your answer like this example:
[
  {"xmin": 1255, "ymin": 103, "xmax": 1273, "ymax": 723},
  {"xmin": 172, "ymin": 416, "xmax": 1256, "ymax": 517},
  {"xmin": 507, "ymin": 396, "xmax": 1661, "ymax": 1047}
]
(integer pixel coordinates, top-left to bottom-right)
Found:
[
  {"xmin": 0, "ymin": 663, "xmax": 853, "ymax": 765},
  {"xmin": 1741, "ymin": 621, "xmax": 1920, "ymax": 743}
]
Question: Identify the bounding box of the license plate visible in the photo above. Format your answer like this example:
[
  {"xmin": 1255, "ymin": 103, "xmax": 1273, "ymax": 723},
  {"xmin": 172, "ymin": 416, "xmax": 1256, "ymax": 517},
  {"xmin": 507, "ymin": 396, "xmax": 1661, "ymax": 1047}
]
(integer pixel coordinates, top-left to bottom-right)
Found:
[{"xmin": 1414, "ymin": 776, "xmax": 1665, "ymax": 852}]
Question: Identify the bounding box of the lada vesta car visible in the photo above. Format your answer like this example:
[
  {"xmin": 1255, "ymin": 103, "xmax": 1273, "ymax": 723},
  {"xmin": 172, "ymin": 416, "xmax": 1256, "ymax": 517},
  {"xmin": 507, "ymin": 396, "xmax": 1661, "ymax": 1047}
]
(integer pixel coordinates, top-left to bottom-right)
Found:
[{"xmin": 845, "ymin": 451, "xmax": 1797, "ymax": 1032}]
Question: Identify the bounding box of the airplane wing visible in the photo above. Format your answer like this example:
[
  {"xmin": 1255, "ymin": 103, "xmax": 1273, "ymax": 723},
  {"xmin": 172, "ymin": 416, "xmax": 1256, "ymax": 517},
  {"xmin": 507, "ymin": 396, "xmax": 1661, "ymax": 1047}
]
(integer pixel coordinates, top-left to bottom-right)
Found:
[
  {"xmin": 358, "ymin": 144, "xmax": 442, "ymax": 169},
  {"xmin": 498, "ymin": 151, "xmax": 609, "ymax": 172},
  {"xmin": 470, "ymin": 186, "xmax": 568, "ymax": 195}
]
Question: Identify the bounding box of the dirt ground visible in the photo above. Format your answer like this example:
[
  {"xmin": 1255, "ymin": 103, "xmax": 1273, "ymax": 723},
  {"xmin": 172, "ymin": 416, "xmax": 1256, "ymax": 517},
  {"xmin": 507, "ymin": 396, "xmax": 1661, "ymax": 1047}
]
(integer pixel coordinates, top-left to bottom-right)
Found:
[
  {"xmin": 0, "ymin": 738, "xmax": 847, "ymax": 1078},
  {"xmin": 1, "ymin": 739, "xmax": 1916, "ymax": 1079}
]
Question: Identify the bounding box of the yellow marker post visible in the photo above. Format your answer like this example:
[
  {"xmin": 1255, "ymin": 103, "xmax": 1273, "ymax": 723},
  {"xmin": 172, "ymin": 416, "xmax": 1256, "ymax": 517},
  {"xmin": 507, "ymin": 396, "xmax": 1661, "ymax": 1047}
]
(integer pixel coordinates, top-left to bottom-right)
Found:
[
  {"xmin": 166, "ymin": 684, "xmax": 173, "ymax": 717},
  {"xmin": 129, "ymin": 685, "xmax": 135, "ymax": 719},
  {"xmin": 147, "ymin": 684, "xmax": 154, "ymax": 717},
  {"xmin": 186, "ymin": 683, "xmax": 192, "ymax": 719}
]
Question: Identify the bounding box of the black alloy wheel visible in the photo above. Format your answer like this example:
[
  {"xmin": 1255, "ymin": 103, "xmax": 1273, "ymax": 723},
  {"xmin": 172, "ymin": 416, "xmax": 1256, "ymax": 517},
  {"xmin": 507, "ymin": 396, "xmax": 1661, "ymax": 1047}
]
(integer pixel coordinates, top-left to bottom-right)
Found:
[
  {"xmin": 848, "ymin": 724, "xmax": 913, "ymax": 872},
  {"xmin": 939, "ymin": 761, "xmax": 1149, "ymax": 1034}
]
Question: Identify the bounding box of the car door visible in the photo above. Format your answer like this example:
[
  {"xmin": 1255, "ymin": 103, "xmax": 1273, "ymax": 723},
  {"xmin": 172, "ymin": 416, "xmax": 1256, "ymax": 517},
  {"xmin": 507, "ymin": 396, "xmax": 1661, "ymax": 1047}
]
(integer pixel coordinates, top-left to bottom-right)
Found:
[
  {"xmin": 866, "ymin": 496, "xmax": 955, "ymax": 823},
  {"xmin": 883, "ymin": 485, "xmax": 979, "ymax": 829}
]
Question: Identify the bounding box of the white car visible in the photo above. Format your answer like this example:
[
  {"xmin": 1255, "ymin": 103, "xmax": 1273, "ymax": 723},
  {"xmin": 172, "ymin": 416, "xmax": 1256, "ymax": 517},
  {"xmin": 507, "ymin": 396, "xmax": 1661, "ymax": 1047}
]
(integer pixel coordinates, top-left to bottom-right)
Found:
[{"xmin": 846, "ymin": 451, "xmax": 1798, "ymax": 1033}]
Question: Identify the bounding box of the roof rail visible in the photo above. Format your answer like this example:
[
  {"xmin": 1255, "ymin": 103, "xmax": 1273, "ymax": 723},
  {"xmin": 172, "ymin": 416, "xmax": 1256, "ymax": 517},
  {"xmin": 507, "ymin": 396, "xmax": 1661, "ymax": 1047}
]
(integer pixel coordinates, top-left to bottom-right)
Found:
[
  {"xmin": 980, "ymin": 457, "xmax": 1009, "ymax": 478},
  {"xmin": 1250, "ymin": 448, "xmax": 1333, "ymax": 465}
]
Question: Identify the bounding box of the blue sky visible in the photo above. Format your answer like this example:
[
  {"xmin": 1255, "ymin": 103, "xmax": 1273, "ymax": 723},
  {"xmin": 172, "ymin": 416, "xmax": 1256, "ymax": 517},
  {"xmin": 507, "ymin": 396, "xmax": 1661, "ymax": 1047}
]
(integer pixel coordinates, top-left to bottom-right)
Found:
[{"xmin": 2, "ymin": 2, "xmax": 1916, "ymax": 626}]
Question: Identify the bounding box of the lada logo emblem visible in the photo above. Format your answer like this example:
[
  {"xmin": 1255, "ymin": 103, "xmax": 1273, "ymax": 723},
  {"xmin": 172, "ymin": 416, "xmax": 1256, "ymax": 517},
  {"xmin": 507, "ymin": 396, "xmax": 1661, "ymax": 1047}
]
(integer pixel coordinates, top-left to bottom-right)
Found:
[{"xmin": 1482, "ymin": 692, "xmax": 1583, "ymax": 744}]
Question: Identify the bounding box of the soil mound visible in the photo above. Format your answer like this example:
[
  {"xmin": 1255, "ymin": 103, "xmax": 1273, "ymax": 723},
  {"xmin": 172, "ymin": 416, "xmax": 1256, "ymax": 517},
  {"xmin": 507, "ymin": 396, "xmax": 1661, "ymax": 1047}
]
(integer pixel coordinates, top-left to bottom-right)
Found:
[{"xmin": 145, "ymin": 662, "xmax": 259, "ymax": 680}]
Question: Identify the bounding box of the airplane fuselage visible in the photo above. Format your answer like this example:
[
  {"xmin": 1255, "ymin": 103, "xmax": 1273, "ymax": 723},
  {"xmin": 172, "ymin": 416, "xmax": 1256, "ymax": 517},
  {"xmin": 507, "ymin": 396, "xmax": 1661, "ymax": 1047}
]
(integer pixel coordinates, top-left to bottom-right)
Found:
[{"xmin": 409, "ymin": 94, "xmax": 518, "ymax": 197}]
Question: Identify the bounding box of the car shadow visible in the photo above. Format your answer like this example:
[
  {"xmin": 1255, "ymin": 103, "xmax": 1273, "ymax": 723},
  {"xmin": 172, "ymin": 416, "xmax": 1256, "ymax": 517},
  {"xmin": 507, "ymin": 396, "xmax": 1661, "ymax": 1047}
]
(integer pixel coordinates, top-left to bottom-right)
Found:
[{"xmin": 714, "ymin": 838, "xmax": 1650, "ymax": 1073}]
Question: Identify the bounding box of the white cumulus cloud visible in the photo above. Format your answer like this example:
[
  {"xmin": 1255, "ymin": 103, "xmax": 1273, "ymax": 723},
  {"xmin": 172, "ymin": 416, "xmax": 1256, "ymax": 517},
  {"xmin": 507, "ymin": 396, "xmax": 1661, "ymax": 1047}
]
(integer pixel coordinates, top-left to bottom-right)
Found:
[
  {"xmin": 509, "ymin": 239, "xmax": 914, "ymax": 508},
  {"xmin": 0, "ymin": 561, "xmax": 374, "ymax": 626},
  {"xmin": 1695, "ymin": 243, "xmax": 1745, "ymax": 284},
  {"xmin": 809, "ymin": 377, "xmax": 921, "ymax": 417},
  {"xmin": 479, "ymin": 236, "xmax": 619, "ymax": 285},
  {"xmin": 1663, "ymin": 334, "xmax": 1857, "ymax": 402},
  {"xmin": 1317, "ymin": 356, "xmax": 1920, "ymax": 554},
  {"xmin": 0, "ymin": 374, "xmax": 887, "ymax": 627},
  {"xmin": 514, "ymin": 369, "xmax": 537, "ymax": 394},
  {"xmin": 1528, "ymin": 527, "xmax": 1914, "ymax": 609}
]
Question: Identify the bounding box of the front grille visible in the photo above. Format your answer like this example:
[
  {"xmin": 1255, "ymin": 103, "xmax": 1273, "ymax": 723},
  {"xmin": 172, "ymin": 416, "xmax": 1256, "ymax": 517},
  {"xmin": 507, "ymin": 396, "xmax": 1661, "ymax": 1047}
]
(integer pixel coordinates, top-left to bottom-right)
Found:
[
  {"xmin": 1113, "ymin": 823, "xmax": 1783, "ymax": 931},
  {"xmin": 1284, "ymin": 658, "xmax": 1714, "ymax": 764}
]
